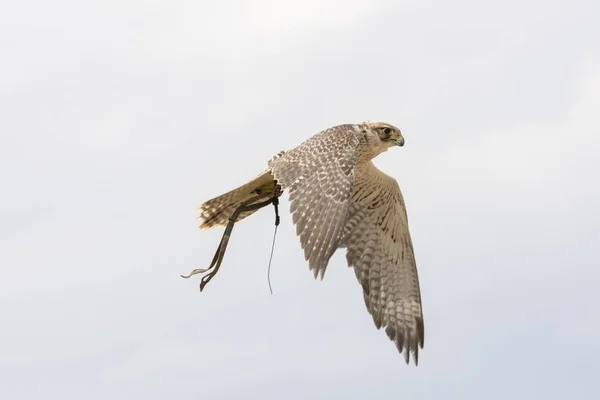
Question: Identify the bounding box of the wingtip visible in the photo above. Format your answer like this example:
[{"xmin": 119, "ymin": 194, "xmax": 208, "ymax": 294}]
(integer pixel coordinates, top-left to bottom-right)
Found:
[
  {"xmin": 413, "ymin": 347, "xmax": 419, "ymax": 366},
  {"xmin": 416, "ymin": 316, "xmax": 425, "ymax": 349}
]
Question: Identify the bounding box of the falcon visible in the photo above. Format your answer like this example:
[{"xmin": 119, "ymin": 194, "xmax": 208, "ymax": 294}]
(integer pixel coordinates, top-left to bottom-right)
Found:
[{"xmin": 182, "ymin": 121, "xmax": 424, "ymax": 364}]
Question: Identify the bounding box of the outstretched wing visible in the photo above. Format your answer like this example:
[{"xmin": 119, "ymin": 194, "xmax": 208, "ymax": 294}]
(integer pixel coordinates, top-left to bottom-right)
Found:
[
  {"xmin": 344, "ymin": 161, "xmax": 424, "ymax": 364},
  {"xmin": 269, "ymin": 125, "xmax": 362, "ymax": 278}
]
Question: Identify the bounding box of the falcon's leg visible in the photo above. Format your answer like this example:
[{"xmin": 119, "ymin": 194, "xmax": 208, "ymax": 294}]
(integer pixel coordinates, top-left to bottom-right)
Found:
[{"xmin": 181, "ymin": 188, "xmax": 281, "ymax": 291}]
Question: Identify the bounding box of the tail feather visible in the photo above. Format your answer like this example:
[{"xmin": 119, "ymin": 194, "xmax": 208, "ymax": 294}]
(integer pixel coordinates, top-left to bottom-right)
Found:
[{"xmin": 197, "ymin": 170, "xmax": 277, "ymax": 230}]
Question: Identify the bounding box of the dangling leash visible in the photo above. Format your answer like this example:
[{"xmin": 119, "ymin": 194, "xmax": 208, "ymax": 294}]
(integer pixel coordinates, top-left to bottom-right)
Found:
[
  {"xmin": 267, "ymin": 196, "xmax": 280, "ymax": 295},
  {"xmin": 181, "ymin": 188, "xmax": 281, "ymax": 292}
]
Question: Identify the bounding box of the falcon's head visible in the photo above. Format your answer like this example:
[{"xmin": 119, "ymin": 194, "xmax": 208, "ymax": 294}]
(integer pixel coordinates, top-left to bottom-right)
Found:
[{"xmin": 362, "ymin": 121, "xmax": 405, "ymax": 157}]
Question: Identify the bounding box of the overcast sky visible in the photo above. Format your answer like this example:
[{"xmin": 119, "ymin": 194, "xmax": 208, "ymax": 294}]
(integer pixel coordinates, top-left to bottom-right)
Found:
[{"xmin": 1, "ymin": 1, "xmax": 599, "ymax": 399}]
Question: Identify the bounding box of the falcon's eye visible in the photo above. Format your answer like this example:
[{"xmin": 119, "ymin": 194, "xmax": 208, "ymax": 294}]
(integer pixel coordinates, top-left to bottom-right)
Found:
[{"xmin": 383, "ymin": 127, "xmax": 392, "ymax": 135}]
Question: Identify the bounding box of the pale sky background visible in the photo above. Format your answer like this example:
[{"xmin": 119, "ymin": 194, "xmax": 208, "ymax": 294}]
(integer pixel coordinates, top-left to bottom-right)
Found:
[{"xmin": 1, "ymin": 1, "xmax": 600, "ymax": 399}]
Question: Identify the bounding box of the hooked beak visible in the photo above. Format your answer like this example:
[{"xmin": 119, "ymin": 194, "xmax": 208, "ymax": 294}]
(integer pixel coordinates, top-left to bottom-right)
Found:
[{"xmin": 393, "ymin": 135, "xmax": 404, "ymax": 147}]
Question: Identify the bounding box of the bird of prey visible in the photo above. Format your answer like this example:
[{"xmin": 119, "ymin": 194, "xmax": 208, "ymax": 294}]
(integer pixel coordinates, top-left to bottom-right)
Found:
[{"xmin": 182, "ymin": 121, "xmax": 424, "ymax": 364}]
